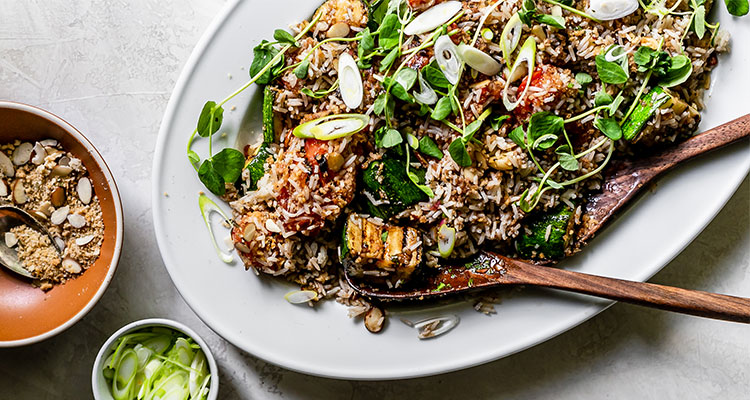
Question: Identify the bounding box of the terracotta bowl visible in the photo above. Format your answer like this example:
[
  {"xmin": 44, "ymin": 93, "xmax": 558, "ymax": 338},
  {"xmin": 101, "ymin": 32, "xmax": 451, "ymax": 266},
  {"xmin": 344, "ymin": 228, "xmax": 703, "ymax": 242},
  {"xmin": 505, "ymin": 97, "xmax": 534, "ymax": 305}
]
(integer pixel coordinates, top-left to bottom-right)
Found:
[{"xmin": 0, "ymin": 101, "xmax": 123, "ymax": 346}]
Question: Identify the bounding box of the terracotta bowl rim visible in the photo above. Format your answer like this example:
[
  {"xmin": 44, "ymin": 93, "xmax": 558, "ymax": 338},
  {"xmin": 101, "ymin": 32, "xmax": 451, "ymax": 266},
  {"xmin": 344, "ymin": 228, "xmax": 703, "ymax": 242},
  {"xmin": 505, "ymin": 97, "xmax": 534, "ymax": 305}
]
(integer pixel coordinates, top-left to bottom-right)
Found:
[
  {"xmin": 90, "ymin": 318, "xmax": 220, "ymax": 400},
  {"xmin": 0, "ymin": 100, "xmax": 124, "ymax": 347}
]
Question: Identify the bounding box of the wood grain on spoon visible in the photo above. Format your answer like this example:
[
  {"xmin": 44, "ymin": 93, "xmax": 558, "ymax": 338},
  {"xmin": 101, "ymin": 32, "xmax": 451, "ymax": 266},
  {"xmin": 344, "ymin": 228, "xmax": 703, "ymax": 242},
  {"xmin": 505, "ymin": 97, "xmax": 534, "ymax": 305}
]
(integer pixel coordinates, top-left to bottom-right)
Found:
[
  {"xmin": 348, "ymin": 252, "xmax": 750, "ymax": 323},
  {"xmin": 576, "ymin": 113, "xmax": 750, "ymax": 247}
]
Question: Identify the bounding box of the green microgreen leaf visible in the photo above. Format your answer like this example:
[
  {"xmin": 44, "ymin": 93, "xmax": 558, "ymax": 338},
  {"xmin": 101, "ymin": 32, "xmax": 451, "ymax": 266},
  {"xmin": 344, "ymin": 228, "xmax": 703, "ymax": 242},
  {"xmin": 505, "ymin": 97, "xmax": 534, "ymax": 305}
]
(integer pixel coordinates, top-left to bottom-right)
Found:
[
  {"xmin": 693, "ymin": 5, "xmax": 706, "ymax": 39},
  {"xmin": 249, "ymin": 40, "xmax": 283, "ymax": 85},
  {"xmin": 294, "ymin": 59, "xmax": 310, "ymax": 79},
  {"xmin": 381, "ymin": 129, "xmax": 403, "ymax": 148},
  {"xmin": 373, "ymin": 93, "xmax": 387, "ymax": 115},
  {"xmin": 594, "ymin": 91, "xmax": 613, "ymax": 106},
  {"xmin": 380, "ymin": 47, "xmax": 400, "ymax": 72},
  {"xmin": 188, "ymin": 150, "xmax": 200, "ymax": 166},
  {"xmin": 418, "ymin": 136, "xmax": 444, "ymax": 159},
  {"xmin": 273, "ymin": 29, "xmax": 299, "ymax": 47},
  {"xmin": 448, "ymin": 138, "xmax": 471, "ymax": 167},
  {"xmin": 535, "ymin": 14, "xmax": 566, "ymax": 29},
  {"xmin": 575, "ymin": 72, "xmax": 593, "ymax": 91},
  {"xmin": 491, "ymin": 115, "xmax": 510, "ymax": 130},
  {"xmin": 422, "ymin": 62, "xmax": 451, "ymax": 89},
  {"xmin": 431, "ymin": 97, "xmax": 452, "ymax": 120},
  {"xmin": 196, "ymin": 101, "xmax": 224, "ymax": 138},
  {"xmin": 508, "ymin": 126, "xmax": 527, "ymax": 149},
  {"xmin": 608, "ymin": 93, "xmax": 624, "ymax": 116},
  {"xmin": 725, "ymin": 0, "xmax": 749, "ymax": 16},
  {"xmin": 595, "ymin": 54, "xmax": 628, "ymax": 84},
  {"xmin": 395, "ymin": 68, "xmax": 418, "ymax": 91},
  {"xmin": 378, "ymin": 14, "xmax": 401, "ymax": 49},
  {"xmin": 212, "ymin": 148, "xmax": 245, "ymax": 183},
  {"xmin": 659, "ymin": 54, "xmax": 693, "ymax": 88},
  {"xmin": 532, "ymin": 133, "xmax": 558, "ymax": 150},
  {"xmin": 527, "ymin": 111, "xmax": 564, "ymax": 143},
  {"xmin": 594, "ymin": 117, "xmax": 623, "ymax": 140},
  {"xmin": 198, "ymin": 160, "xmax": 225, "ymax": 196}
]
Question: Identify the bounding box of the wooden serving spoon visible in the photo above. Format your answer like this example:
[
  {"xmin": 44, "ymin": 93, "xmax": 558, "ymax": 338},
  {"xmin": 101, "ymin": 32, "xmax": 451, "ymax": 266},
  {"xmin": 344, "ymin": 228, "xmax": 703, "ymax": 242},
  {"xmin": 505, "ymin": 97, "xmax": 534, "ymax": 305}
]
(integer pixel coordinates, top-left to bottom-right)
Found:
[{"xmin": 345, "ymin": 114, "xmax": 750, "ymax": 323}]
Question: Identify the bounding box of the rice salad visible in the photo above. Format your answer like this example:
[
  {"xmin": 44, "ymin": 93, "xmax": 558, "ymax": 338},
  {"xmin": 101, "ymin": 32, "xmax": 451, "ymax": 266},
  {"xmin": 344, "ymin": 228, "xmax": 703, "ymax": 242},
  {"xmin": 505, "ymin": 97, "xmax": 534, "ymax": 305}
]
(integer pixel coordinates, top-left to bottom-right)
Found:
[{"xmin": 186, "ymin": 0, "xmax": 735, "ymax": 333}]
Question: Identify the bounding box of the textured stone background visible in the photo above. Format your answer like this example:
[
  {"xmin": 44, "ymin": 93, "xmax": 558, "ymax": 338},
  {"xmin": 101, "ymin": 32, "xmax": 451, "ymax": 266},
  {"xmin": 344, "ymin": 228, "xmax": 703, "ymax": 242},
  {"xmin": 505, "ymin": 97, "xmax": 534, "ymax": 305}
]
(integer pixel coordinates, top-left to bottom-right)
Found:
[{"xmin": 0, "ymin": 1, "xmax": 748, "ymax": 399}]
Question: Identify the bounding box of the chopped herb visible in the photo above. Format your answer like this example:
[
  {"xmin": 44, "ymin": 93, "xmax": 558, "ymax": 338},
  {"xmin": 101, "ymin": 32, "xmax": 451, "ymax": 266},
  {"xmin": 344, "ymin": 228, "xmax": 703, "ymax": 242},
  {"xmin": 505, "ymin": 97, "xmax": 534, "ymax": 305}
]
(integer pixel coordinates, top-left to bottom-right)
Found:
[
  {"xmin": 422, "ymin": 62, "xmax": 451, "ymax": 89},
  {"xmin": 381, "ymin": 231, "xmax": 388, "ymax": 243},
  {"xmin": 490, "ymin": 115, "xmax": 510, "ymax": 130},
  {"xmin": 508, "ymin": 126, "xmax": 527, "ymax": 149},
  {"xmin": 273, "ymin": 29, "xmax": 299, "ymax": 46},
  {"xmin": 419, "ymin": 136, "xmax": 444, "ymax": 159},
  {"xmin": 595, "ymin": 53, "xmax": 628, "ymax": 84},
  {"xmin": 594, "ymin": 91, "xmax": 613, "ymax": 106},
  {"xmin": 380, "ymin": 129, "xmax": 403, "ymax": 148},
  {"xmin": 211, "ymin": 148, "xmax": 245, "ymax": 183},
  {"xmin": 196, "ymin": 101, "xmax": 223, "ymax": 138},
  {"xmin": 249, "ymin": 40, "xmax": 284, "ymax": 85},
  {"xmin": 294, "ymin": 59, "xmax": 310, "ymax": 79},
  {"xmin": 594, "ymin": 117, "xmax": 623, "ymax": 140},
  {"xmin": 431, "ymin": 97, "xmax": 452, "ymax": 120},
  {"xmin": 448, "ymin": 138, "xmax": 471, "ymax": 167}
]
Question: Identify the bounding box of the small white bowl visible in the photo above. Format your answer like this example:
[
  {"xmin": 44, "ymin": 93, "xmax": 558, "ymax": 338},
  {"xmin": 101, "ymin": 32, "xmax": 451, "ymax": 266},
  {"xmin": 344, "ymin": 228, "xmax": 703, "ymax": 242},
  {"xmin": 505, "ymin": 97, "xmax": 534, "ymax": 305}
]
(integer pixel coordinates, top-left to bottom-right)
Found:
[{"xmin": 91, "ymin": 318, "xmax": 219, "ymax": 400}]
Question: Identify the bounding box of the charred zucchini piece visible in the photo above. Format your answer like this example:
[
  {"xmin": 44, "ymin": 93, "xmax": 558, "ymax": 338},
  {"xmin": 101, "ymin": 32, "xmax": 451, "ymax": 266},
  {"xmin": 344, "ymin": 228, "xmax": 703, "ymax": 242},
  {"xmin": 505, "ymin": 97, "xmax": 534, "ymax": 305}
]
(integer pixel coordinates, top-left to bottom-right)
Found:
[
  {"xmin": 341, "ymin": 214, "xmax": 422, "ymax": 283},
  {"xmin": 362, "ymin": 158, "xmax": 428, "ymax": 219},
  {"xmin": 622, "ymin": 86, "xmax": 671, "ymax": 141},
  {"xmin": 516, "ymin": 206, "xmax": 575, "ymax": 260},
  {"xmin": 262, "ymin": 86, "xmax": 276, "ymax": 143},
  {"xmin": 243, "ymin": 87, "xmax": 276, "ymax": 191},
  {"xmin": 244, "ymin": 145, "xmax": 273, "ymax": 191}
]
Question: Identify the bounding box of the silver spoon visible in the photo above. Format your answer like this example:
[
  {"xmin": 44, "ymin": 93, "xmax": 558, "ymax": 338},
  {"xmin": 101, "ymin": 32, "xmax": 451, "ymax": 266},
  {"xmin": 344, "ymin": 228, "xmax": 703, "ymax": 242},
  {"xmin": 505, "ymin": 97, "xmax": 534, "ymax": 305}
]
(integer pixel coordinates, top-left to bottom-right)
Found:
[{"xmin": 0, "ymin": 204, "xmax": 62, "ymax": 279}]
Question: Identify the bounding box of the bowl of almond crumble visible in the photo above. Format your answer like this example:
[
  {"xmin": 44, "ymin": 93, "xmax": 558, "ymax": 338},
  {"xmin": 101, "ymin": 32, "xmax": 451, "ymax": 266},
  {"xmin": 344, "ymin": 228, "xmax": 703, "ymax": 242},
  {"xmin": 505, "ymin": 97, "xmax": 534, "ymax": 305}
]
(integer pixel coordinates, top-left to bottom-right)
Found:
[{"xmin": 0, "ymin": 101, "xmax": 123, "ymax": 346}]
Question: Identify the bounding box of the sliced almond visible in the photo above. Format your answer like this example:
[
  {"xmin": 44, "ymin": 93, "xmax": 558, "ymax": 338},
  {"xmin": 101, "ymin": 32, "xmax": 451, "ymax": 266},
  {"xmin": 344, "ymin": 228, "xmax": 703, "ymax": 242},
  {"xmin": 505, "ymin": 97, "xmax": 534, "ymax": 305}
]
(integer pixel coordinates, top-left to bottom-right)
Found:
[
  {"xmin": 75, "ymin": 235, "xmax": 95, "ymax": 246},
  {"xmin": 0, "ymin": 180, "xmax": 7, "ymax": 197},
  {"xmin": 51, "ymin": 187, "xmax": 67, "ymax": 207},
  {"xmin": 50, "ymin": 206, "xmax": 70, "ymax": 225},
  {"xmin": 38, "ymin": 201, "xmax": 54, "ymax": 216},
  {"xmin": 364, "ymin": 306, "xmax": 385, "ymax": 333},
  {"xmin": 31, "ymin": 142, "xmax": 46, "ymax": 165},
  {"xmin": 51, "ymin": 165, "xmax": 73, "ymax": 177},
  {"xmin": 58, "ymin": 156, "xmax": 70, "ymax": 166},
  {"xmin": 54, "ymin": 237, "xmax": 66, "ymax": 252},
  {"xmin": 4, "ymin": 232, "xmax": 18, "ymax": 248},
  {"xmin": 234, "ymin": 242, "xmax": 251, "ymax": 253},
  {"xmin": 62, "ymin": 258, "xmax": 82, "ymax": 274},
  {"xmin": 326, "ymin": 22, "xmax": 350, "ymax": 38},
  {"xmin": 32, "ymin": 210, "xmax": 48, "ymax": 221},
  {"xmin": 77, "ymin": 177, "xmax": 92, "ymax": 204},
  {"xmin": 40, "ymin": 139, "xmax": 58, "ymax": 147},
  {"xmin": 11, "ymin": 180, "xmax": 28, "ymax": 205},
  {"xmin": 12, "ymin": 142, "xmax": 33, "ymax": 166},
  {"xmin": 242, "ymin": 223, "xmax": 256, "ymax": 242},
  {"xmin": 0, "ymin": 152, "xmax": 14, "ymax": 177},
  {"xmin": 265, "ymin": 219, "xmax": 281, "ymax": 233},
  {"xmin": 67, "ymin": 214, "xmax": 86, "ymax": 228}
]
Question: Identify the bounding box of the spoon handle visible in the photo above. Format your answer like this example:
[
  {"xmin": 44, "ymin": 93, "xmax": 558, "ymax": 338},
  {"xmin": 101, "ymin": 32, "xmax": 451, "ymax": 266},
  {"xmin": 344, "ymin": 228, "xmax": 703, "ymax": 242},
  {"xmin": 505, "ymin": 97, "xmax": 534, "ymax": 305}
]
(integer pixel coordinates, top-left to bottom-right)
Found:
[
  {"xmin": 629, "ymin": 113, "xmax": 750, "ymax": 178},
  {"xmin": 504, "ymin": 259, "xmax": 750, "ymax": 323}
]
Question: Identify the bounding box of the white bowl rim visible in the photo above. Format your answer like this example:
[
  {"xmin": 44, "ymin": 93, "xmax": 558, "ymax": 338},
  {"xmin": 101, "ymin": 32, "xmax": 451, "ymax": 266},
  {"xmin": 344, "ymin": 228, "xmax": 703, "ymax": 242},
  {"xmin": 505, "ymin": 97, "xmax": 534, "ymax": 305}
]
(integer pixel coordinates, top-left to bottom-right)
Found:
[
  {"xmin": 90, "ymin": 318, "xmax": 220, "ymax": 400},
  {"xmin": 0, "ymin": 100, "xmax": 125, "ymax": 348}
]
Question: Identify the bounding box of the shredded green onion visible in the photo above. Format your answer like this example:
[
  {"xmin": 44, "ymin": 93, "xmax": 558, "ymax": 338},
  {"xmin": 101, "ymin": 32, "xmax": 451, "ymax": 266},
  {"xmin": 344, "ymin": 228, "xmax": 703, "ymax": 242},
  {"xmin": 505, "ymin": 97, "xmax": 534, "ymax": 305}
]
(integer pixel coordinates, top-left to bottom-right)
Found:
[
  {"xmin": 199, "ymin": 193, "xmax": 234, "ymax": 264},
  {"xmin": 102, "ymin": 327, "xmax": 212, "ymax": 400}
]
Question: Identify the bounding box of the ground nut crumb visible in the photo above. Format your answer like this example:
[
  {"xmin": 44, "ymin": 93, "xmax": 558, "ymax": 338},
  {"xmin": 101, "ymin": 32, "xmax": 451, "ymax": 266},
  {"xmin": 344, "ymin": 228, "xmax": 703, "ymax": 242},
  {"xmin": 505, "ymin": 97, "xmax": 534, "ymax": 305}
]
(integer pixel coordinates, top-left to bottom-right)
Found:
[{"xmin": 1, "ymin": 140, "xmax": 105, "ymax": 291}]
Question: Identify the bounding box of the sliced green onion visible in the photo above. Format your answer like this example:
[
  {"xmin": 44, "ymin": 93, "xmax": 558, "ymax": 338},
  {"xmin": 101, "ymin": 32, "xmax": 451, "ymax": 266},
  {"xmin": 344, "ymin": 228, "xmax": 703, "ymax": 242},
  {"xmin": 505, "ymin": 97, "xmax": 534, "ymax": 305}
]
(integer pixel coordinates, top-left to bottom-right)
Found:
[
  {"xmin": 407, "ymin": 133, "xmax": 419, "ymax": 149},
  {"xmin": 338, "ymin": 52, "xmax": 363, "ymax": 109},
  {"xmin": 103, "ymin": 327, "xmax": 212, "ymax": 400},
  {"xmin": 457, "ymin": 43, "xmax": 502, "ymax": 76},
  {"xmin": 403, "ymin": 1, "xmax": 463, "ymax": 35},
  {"xmin": 434, "ymin": 35, "xmax": 462, "ymax": 85},
  {"xmin": 414, "ymin": 73, "xmax": 438, "ymax": 105},
  {"xmin": 284, "ymin": 290, "xmax": 318, "ymax": 304},
  {"xmin": 503, "ymin": 37, "xmax": 537, "ymax": 112},
  {"xmin": 500, "ymin": 13, "xmax": 523, "ymax": 69},
  {"xmin": 481, "ymin": 28, "xmax": 494, "ymax": 41},
  {"xmin": 437, "ymin": 223, "xmax": 456, "ymax": 258},
  {"xmin": 293, "ymin": 114, "xmax": 369, "ymax": 140},
  {"xmin": 112, "ymin": 349, "xmax": 138, "ymax": 400},
  {"xmin": 586, "ymin": 0, "xmax": 638, "ymax": 20},
  {"xmin": 198, "ymin": 194, "xmax": 234, "ymax": 264}
]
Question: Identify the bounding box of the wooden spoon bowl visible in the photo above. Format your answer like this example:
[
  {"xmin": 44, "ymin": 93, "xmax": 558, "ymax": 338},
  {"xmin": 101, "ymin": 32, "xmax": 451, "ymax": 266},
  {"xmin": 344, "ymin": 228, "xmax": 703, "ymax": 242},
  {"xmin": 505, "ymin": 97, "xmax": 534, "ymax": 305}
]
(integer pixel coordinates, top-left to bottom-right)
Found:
[{"xmin": 0, "ymin": 102, "xmax": 124, "ymax": 346}]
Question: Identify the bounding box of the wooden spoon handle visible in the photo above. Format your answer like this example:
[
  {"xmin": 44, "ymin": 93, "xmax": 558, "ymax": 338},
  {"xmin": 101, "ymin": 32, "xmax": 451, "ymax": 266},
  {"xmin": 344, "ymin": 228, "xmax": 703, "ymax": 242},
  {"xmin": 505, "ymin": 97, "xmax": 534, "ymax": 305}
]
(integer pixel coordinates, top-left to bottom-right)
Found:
[
  {"xmin": 504, "ymin": 261, "xmax": 750, "ymax": 323},
  {"xmin": 629, "ymin": 113, "xmax": 750, "ymax": 178}
]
